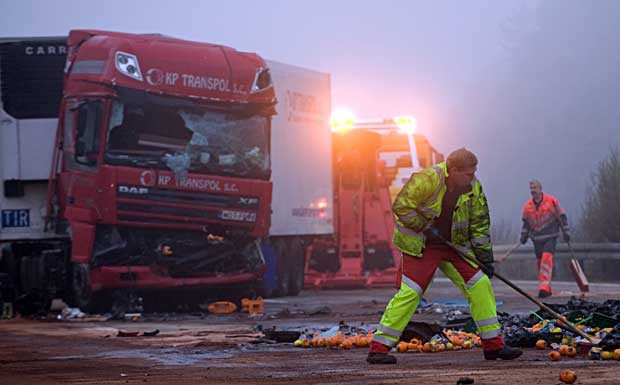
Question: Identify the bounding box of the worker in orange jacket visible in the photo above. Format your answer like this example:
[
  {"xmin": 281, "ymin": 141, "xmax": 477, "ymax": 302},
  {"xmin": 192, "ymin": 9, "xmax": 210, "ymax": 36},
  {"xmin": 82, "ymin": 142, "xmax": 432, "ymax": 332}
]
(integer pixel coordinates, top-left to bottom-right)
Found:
[{"xmin": 520, "ymin": 180, "xmax": 570, "ymax": 298}]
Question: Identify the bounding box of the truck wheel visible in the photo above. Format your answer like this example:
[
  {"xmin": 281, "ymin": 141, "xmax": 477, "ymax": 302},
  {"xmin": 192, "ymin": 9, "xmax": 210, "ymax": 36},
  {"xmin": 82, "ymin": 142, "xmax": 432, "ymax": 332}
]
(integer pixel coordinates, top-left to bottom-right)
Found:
[
  {"xmin": 273, "ymin": 238, "xmax": 290, "ymax": 297},
  {"xmin": 69, "ymin": 263, "xmax": 96, "ymax": 312},
  {"xmin": 287, "ymin": 237, "xmax": 305, "ymax": 296}
]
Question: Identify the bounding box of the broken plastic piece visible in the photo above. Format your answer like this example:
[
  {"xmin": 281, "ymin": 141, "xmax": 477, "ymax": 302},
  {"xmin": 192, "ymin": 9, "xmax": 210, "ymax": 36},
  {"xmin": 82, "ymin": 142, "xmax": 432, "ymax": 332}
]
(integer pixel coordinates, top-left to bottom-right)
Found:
[
  {"xmin": 207, "ymin": 301, "xmax": 237, "ymax": 314},
  {"xmin": 241, "ymin": 297, "xmax": 264, "ymax": 314}
]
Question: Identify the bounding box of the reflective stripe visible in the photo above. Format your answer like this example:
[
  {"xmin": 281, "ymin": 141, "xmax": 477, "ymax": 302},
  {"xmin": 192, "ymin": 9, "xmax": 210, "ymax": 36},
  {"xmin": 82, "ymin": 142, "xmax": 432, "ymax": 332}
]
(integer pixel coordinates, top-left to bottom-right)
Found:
[
  {"xmin": 455, "ymin": 244, "xmax": 470, "ymax": 255},
  {"xmin": 453, "ymin": 220, "xmax": 469, "ymax": 230},
  {"xmin": 372, "ymin": 333, "xmax": 397, "ymax": 347},
  {"xmin": 479, "ymin": 329, "xmax": 500, "ymax": 339},
  {"xmin": 471, "ymin": 236, "xmax": 490, "ymax": 246},
  {"xmin": 532, "ymin": 232, "xmax": 559, "ymax": 241},
  {"xmin": 396, "ymin": 223, "xmax": 424, "ymax": 239},
  {"xmin": 475, "ymin": 317, "xmax": 499, "ymax": 328},
  {"xmin": 398, "ymin": 210, "xmax": 420, "ymax": 223},
  {"xmin": 466, "ymin": 270, "xmax": 485, "ymax": 289},
  {"xmin": 378, "ymin": 324, "xmax": 401, "ymax": 338},
  {"xmin": 401, "ymin": 275, "xmax": 424, "ymax": 296},
  {"xmin": 539, "ymin": 280, "xmax": 551, "ymax": 286}
]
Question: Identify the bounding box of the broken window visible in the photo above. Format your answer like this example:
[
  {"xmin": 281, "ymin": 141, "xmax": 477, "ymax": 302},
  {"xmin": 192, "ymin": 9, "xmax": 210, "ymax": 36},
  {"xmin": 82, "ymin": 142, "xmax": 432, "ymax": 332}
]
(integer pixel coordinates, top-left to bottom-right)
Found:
[{"xmin": 104, "ymin": 96, "xmax": 270, "ymax": 180}]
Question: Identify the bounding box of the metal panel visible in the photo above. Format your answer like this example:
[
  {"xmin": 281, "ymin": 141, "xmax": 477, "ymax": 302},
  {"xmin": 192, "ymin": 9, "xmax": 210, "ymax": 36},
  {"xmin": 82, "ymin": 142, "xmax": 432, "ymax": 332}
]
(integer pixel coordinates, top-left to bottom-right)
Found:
[
  {"xmin": 267, "ymin": 60, "xmax": 333, "ymax": 236},
  {"xmin": 18, "ymin": 118, "xmax": 57, "ymax": 180},
  {"xmin": 0, "ymin": 182, "xmax": 49, "ymax": 241}
]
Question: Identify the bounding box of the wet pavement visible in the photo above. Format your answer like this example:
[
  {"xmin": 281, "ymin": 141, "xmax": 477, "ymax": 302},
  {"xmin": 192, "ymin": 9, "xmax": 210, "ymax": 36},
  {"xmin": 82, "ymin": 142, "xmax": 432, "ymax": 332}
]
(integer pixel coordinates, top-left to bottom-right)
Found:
[{"xmin": 1, "ymin": 279, "xmax": 620, "ymax": 384}]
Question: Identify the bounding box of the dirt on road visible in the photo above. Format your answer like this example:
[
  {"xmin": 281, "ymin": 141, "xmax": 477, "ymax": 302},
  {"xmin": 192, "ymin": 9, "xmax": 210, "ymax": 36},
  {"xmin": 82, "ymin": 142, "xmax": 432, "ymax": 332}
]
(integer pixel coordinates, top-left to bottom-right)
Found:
[{"xmin": 2, "ymin": 280, "xmax": 620, "ymax": 385}]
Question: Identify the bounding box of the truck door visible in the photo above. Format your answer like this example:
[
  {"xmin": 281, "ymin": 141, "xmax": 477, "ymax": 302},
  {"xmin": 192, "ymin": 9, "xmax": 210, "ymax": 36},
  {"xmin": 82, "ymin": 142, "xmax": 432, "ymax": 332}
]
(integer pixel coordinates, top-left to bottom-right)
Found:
[{"xmin": 60, "ymin": 100, "xmax": 105, "ymax": 264}]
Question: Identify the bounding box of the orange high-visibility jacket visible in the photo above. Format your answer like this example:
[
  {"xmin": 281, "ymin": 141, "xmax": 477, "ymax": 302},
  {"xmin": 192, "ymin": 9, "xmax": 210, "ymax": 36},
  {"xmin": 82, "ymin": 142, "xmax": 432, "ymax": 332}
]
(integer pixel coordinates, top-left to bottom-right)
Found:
[{"xmin": 521, "ymin": 193, "xmax": 568, "ymax": 242}]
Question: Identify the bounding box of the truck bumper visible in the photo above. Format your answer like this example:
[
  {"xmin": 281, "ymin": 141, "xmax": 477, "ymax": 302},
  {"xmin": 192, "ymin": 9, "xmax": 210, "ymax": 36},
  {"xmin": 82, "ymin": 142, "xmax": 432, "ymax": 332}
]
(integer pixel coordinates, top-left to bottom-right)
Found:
[{"xmin": 90, "ymin": 265, "xmax": 264, "ymax": 291}]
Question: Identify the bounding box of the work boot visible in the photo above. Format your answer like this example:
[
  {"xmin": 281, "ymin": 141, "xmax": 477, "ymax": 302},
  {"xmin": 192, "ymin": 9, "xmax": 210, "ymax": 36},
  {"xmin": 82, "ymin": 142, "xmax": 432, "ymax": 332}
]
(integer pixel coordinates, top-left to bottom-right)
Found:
[
  {"xmin": 367, "ymin": 352, "xmax": 397, "ymax": 364},
  {"xmin": 484, "ymin": 346, "xmax": 523, "ymax": 360},
  {"xmin": 538, "ymin": 290, "xmax": 552, "ymax": 298}
]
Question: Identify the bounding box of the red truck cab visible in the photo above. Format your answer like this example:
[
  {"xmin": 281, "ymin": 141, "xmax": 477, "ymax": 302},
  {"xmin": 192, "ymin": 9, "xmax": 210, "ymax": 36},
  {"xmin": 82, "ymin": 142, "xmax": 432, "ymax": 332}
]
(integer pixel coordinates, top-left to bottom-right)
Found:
[{"xmin": 48, "ymin": 30, "xmax": 276, "ymax": 310}]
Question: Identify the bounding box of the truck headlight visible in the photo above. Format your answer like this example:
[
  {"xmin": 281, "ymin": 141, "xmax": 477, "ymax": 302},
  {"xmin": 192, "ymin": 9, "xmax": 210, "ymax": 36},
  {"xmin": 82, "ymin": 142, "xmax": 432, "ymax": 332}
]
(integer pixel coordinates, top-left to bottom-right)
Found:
[
  {"xmin": 251, "ymin": 67, "xmax": 272, "ymax": 93},
  {"xmin": 115, "ymin": 51, "xmax": 143, "ymax": 81}
]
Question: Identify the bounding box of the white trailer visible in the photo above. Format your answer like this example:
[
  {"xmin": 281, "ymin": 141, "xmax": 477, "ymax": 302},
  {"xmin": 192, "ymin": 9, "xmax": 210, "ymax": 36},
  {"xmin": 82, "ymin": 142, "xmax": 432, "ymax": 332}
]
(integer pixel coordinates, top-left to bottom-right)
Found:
[{"xmin": 264, "ymin": 60, "xmax": 333, "ymax": 296}]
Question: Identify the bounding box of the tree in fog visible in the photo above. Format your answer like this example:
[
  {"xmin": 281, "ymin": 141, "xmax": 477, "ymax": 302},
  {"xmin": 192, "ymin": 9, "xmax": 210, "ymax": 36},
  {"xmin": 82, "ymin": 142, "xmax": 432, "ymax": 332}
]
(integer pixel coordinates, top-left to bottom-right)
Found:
[
  {"xmin": 579, "ymin": 147, "xmax": 620, "ymax": 242},
  {"xmin": 446, "ymin": 0, "xmax": 620, "ymax": 226}
]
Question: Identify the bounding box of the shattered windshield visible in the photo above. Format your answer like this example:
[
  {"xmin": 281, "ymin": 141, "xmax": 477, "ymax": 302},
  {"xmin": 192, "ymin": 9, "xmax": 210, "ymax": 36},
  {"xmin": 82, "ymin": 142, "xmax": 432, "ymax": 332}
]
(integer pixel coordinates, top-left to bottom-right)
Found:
[{"xmin": 105, "ymin": 98, "xmax": 270, "ymax": 180}]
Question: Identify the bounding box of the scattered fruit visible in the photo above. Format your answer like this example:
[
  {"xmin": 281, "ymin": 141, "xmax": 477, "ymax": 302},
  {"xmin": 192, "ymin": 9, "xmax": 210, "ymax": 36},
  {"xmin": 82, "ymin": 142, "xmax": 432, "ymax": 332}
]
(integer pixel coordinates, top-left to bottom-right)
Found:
[
  {"xmin": 601, "ymin": 350, "xmax": 614, "ymax": 360},
  {"xmin": 558, "ymin": 344, "xmax": 569, "ymax": 356},
  {"xmin": 397, "ymin": 342, "xmax": 409, "ymax": 353},
  {"xmin": 548, "ymin": 351, "xmax": 561, "ymax": 361},
  {"xmin": 535, "ymin": 339, "xmax": 547, "ymax": 350},
  {"xmin": 407, "ymin": 342, "xmax": 419, "ymax": 351},
  {"xmin": 613, "ymin": 348, "xmax": 620, "ymax": 360},
  {"xmin": 566, "ymin": 346, "xmax": 577, "ymax": 357},
  {"xmin": 559, "ymin": 370, "xmax": 577, "ymax": 384}
]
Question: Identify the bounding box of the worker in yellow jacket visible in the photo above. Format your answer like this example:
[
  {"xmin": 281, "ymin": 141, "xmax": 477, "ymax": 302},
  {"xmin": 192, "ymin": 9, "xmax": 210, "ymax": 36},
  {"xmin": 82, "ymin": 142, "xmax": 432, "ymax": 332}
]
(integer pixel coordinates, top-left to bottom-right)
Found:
[{"xmin": 367, "ymin": 148, "xmax": 522, "ymax": 364}]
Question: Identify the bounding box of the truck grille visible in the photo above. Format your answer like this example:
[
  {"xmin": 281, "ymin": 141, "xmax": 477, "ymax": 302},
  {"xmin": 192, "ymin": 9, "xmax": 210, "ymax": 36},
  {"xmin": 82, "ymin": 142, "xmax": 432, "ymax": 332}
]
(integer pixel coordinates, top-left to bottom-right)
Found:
[
  {"xmin": 117, "ymin": 186, "xmax": 259, "ymax": 209},
  {"xmin": 116, "ymin": 187, "xmax": 259, "ymax": 227}
]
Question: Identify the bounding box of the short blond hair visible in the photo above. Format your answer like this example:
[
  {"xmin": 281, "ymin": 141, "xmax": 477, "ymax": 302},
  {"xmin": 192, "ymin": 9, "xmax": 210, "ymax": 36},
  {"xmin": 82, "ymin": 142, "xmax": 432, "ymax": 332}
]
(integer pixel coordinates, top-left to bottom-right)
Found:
[{"xmin": 446, "ymin": 148, "xmax": 478, "ymax": 170}]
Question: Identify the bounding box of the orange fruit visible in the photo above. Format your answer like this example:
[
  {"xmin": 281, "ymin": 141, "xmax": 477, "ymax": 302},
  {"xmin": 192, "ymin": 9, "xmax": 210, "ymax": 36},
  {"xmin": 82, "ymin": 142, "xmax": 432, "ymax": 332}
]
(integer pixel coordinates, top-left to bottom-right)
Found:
[
  {"xmin": 421, "ymin": 342, "xmax": 432, "ymax": 353},
  {"xmin": 340, "ymin": 340, "xmax": 352, "ymax": 349},
  {"xmin": 397, "ymin": 342, "xmax": 409, "ymax": 353},
  {"xmin": 548, "ymin": 351, "xmax": 561, "ymax": 361},
  {"xmin": 407, "ymin": 342, "xmax": 419, "ymax": 351},
  {"xmin": 559, "ymin": 370, "xmax": 577, "ymax": 384},
  {"xmin": 566, "ymin": 346, "xmax": 577, "ymax": 357},
  {"xmin": 535, "ymin": 340, "xmax": 547, "ymax": 350},
  {"xmin": 356, "ymin": 337, "xmax": 369, "ymax": 347},
  {"xmin": 558, "ymin": 345, "xmax": 569, "ymax": 356},
  {"xmin": 613, "ymin": 349, "xmax": 620, "ymax": 360},
  {"xmin": 409, "ymin": 338, "xmax": 421, "ymax": 346}
]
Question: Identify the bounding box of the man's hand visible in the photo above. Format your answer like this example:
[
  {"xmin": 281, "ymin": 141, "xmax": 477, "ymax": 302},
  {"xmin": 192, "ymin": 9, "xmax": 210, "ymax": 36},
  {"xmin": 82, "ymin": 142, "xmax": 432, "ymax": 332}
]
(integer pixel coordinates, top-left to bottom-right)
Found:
[
  {"xmin": 481, "ymin": 261, "xmax": 494, "ymax": 278},
  {"xmin": 563, "ymin": 232, "xmax": 570, "ymax": 243},
  {"xmin": 520, "ymin": 234, "xmax": 528, "ymax": 244}
]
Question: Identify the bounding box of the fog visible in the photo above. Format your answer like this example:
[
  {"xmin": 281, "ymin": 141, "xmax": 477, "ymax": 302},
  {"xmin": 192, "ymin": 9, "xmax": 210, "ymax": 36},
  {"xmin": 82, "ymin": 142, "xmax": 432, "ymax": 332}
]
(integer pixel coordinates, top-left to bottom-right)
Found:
[{"xmin": 1, "ymin": 0, "xmax": 618, "ymax": 236}]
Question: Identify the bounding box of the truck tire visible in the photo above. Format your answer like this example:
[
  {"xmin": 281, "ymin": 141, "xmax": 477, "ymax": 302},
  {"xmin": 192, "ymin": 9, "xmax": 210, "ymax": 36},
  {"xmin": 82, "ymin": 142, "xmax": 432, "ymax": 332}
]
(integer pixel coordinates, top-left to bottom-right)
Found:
[
  {"xmin": 287, "ymin": 237, "xmax": 305, "ymax": 296},
  {"xmin": 273, "ymin": 238, "xmax": 290, "ymax": 297},
  {"xmin": 69, "ymin": 263, "xmax": 96, "ymax": 313}
]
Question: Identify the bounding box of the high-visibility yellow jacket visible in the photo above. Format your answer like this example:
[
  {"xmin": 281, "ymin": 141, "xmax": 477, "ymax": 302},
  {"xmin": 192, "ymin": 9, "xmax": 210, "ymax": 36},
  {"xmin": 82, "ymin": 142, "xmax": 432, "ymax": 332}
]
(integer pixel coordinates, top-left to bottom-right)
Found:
[{"xmin": 392, "ymin": 162, "xmax": 494, "ymax": 264}]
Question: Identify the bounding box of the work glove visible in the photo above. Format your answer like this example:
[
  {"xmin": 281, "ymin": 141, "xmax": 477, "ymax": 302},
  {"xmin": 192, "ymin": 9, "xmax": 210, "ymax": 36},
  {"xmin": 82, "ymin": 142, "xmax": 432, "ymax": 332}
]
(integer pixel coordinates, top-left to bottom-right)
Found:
[
  {"xmin": 481, "ymin": 261, "xmax": 494, "ymax": 278},
  {"xmin": 563, "ymin": 232, "xmax": 570, "ymax": 243},
  {"xmin": 520, "ymin": 234, "xmax": 528, "ymax": 244}
]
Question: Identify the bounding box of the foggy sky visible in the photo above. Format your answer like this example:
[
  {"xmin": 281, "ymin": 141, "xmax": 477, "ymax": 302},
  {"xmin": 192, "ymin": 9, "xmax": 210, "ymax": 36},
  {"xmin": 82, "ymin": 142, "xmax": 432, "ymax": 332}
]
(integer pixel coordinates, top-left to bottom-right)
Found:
[{"xmin": 2, "ymin": 0, "xmax": 616, "ymax": 237}]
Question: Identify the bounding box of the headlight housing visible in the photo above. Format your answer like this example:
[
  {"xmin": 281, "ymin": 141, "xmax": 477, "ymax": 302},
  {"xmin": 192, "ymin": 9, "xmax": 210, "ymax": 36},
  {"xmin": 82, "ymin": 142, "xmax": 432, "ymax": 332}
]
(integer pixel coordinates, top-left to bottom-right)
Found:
[
  {"xmin": 115, "ymin": 51, "xmax": 143, "ymax": 81},
  {"xmin": 251, "ymin": 67, "xmax": 272, "ymax": 93}
]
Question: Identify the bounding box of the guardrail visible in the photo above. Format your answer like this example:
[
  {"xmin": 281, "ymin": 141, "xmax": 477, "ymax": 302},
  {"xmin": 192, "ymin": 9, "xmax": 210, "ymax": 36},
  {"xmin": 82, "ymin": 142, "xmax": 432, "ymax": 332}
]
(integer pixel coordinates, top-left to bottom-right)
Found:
[{"xmin": 493, "ymin": 243, "xmax": 620, "ymax": 283}]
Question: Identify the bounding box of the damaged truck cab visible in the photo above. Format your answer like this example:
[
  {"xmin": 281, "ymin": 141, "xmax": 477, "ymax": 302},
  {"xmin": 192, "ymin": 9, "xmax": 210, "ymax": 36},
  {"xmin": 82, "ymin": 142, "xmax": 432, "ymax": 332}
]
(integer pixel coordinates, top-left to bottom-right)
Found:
[{"xmin": 1, "ymin": 30, "xmax": 277, "ymax": 312}]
